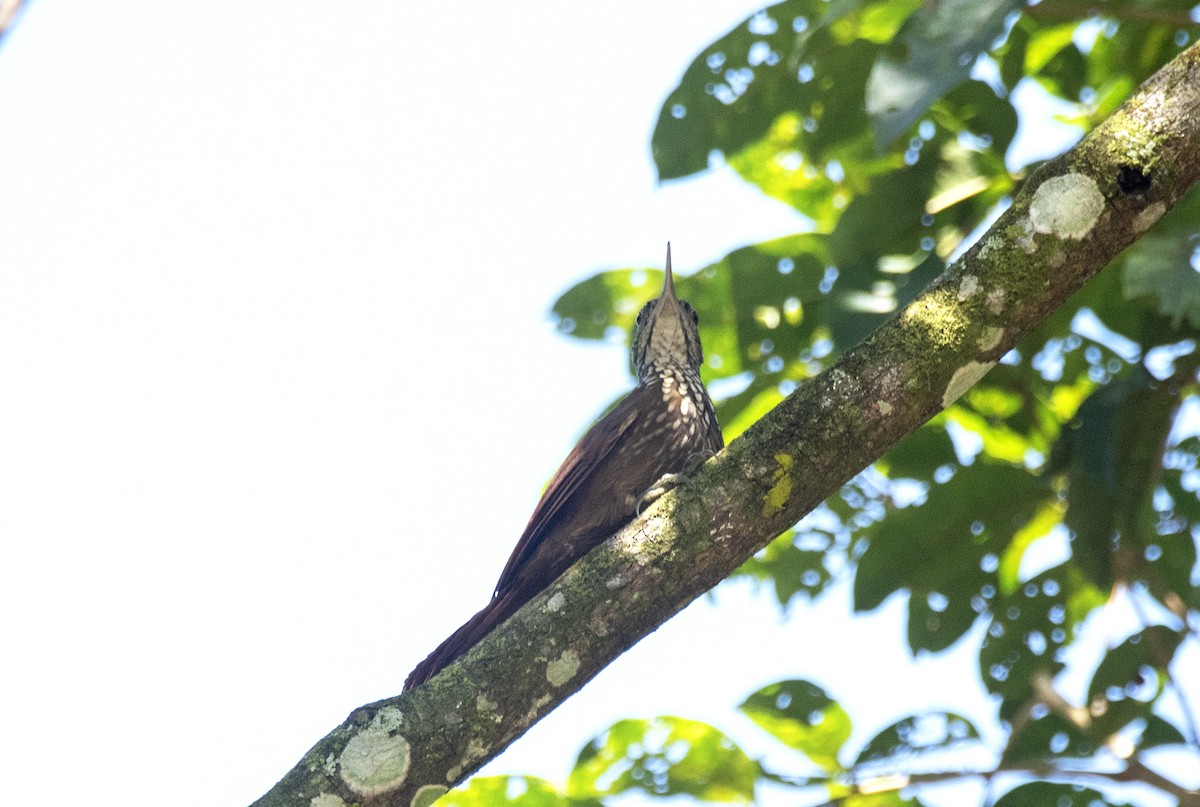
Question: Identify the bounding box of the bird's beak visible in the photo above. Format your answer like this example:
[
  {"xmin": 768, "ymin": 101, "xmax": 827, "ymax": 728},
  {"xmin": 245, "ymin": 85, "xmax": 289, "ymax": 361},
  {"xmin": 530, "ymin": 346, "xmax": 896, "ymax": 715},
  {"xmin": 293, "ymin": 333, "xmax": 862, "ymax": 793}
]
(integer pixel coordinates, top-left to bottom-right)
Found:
[{"xmin": 660, "ymin": 242, "xmax": 677, "ymax": 302}]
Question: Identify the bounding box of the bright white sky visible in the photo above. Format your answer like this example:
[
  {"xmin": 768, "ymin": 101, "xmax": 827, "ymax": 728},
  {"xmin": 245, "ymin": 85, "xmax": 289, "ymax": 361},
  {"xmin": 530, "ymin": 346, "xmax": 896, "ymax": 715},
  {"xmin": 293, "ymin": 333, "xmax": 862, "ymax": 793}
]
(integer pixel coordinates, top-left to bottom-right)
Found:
[{"xmin": 1, "ymin": 3, "xmax": 1194, "ymax": 806}]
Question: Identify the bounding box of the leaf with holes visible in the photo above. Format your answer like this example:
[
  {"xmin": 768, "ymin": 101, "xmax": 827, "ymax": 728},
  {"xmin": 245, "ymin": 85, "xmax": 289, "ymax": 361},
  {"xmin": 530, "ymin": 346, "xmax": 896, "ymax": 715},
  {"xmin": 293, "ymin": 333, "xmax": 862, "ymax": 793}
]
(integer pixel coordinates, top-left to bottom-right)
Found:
[
  {"xmin": 740, "ymin": 680, "xmax": 851, "ymax": 773},
  {"xmin": 569, "ymin": 717, "xmax": 760, "ymax": 802},
  {"xmin": 855, "ymin": 712, "xmax": 981, "ymax": 765},
  {"xmin": 1089, "ymin": 625, "xmax": 1183, "ymax": 704},
  {"xmin": 1086, "ymin": 625, "xmax": 1183, "ymax": 741},
  {"xmin": 736, "ymin": 530, "xmax": 834, "ymax": 607},
  {"xmin": 440, "ymin": 775, "xmax": 601, "ymax": 807},
  {"xmin": 1003, "ymin": 712, "xmax": 1098, "ymax": 764},
  {"xmin": 652, "ymin": 0, "xmax": 870, "ymax": 181},
  {"xmin": 979, "ymin": 564, "xmax": 1105, "ymax": 714},
  {"xmin": 865, "ymin": 0, "xmax": 1021, "ymax": 146},
  {"xmin": 854, "ymin": 462, "xmax": 1049, "ymax": 654}
]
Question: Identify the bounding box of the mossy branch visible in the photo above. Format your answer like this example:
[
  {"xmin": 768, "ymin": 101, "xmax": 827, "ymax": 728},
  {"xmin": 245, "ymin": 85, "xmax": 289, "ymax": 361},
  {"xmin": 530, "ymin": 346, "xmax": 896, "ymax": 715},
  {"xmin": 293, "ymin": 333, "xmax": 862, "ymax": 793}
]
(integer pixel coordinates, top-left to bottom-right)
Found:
[{"xmin": 251, "ymin": 40, "xmax": 1200, "ymax": 807}]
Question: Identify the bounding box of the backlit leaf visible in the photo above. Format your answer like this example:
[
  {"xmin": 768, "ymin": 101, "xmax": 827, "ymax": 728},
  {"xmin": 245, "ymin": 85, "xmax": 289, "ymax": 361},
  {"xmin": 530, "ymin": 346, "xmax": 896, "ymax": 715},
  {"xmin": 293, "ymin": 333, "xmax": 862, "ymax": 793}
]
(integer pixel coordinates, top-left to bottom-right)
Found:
[{"xmin": 740, "ymin": 680, "xmax": 851, "ymax": 772}]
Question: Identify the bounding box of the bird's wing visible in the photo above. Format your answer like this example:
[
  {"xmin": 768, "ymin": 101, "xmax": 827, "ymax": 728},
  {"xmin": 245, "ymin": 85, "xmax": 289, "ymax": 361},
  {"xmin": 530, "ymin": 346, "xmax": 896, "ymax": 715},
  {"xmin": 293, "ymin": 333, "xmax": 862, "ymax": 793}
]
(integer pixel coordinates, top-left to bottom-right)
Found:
[{"xmin": 493, "ymin": 384, "xmax": 653, "ymax": 595}]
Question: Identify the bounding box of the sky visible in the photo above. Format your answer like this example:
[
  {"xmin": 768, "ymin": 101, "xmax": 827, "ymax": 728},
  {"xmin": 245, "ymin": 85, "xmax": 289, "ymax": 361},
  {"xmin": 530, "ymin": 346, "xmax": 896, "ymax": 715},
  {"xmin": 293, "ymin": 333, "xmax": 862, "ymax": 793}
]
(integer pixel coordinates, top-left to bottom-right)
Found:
[{"xmin": 0, "ymin": 3, "xmax": 1194, "ymax": 807}]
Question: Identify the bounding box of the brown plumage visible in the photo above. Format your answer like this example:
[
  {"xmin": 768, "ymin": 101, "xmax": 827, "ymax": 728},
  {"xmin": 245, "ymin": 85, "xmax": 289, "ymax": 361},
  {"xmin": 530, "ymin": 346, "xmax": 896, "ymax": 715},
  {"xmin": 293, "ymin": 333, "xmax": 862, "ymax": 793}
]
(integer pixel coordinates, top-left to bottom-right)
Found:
[{"xmin": 404, "ymin": 244, "xmax": 722, "ymax": 690}]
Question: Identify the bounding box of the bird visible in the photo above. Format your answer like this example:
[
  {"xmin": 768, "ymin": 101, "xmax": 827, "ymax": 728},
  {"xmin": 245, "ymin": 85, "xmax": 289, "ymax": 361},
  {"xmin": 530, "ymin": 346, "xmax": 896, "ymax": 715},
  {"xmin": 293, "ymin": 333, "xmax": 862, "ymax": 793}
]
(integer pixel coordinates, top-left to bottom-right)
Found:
[{"xmin": 404, "ymin": 244, "xmax": 723, "ymax": 691}]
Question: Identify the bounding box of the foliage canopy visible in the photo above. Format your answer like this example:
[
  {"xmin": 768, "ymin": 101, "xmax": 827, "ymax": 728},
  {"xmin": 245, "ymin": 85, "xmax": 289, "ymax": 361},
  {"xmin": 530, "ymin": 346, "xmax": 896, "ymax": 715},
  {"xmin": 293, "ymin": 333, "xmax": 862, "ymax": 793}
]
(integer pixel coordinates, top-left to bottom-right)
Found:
[{"xmin": 450, "ymin": 0, "xmax": 1200, "ymax": 804}]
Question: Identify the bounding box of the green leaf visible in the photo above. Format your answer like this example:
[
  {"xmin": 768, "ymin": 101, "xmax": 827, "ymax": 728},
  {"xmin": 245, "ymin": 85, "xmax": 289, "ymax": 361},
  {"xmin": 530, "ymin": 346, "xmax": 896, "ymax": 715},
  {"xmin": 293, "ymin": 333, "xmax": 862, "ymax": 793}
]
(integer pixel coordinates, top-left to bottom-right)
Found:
[
  {"xmin": 946, "ymin": 407, "xmax": 1034, "ymax": 465},
  {"xmin": 570, "ymin": 717, "xmax": 760, "ymax": 802},
  {"xmin": 736, "ymin": 529, "xmax": 835, "ymax": 607},
  {"xmin": 1140, "ymin": 522, "xmax": 1199, "ymax": 605},
  {"xmin": 935, "ymin": 79, "xmax": 1020, "ymax": 160},
  {"xmin": 441, "ymin": 776, "xmax": 597, "ymax": 807},
  {"xmin": 1087, "ymin": 625, "xmax": 1183, "ymax": 713},
  {"xmin": 1083, "ymin": 631, "xmax": 1187, "ymax": 743},
  {"xmin": 693, "ymin": 234, "xmax": 834, "ymax": 379},
  {"xmin": 652, "ymin": 0, "xmax": 864, "ymax": 181},
  {"xmin": 826, "ymin": 250, "xmax": 945, "ymax": 351},
  {"xmin": 1121, "ymin": 231, "xmax": 1200, "ymax": 330},
  {"xmin": 854, "ymin": 462, "xmax": 1049, "ymax": 653},
  {"xmin": 1022, "ymin": 22, "xmax": 1077, "ymax": 75},
  {"xmin": 1117, "ymin": 187, "xmax": 1200, "ymax": 329},
  {"xmin": 1052, "ymin": 369, "xmax": 1180, "ymax": 588},
  {"xmin": 995, "ymin": 20, "xmax": 1029, "ymax": 91},
  {"xmin": 740, "ymin": 680, "xmax": 851, "ymax": 773},
  {"xmin": 1039, "ymin": 42, "xmax": 1088, "ymax": 101},
  {"xmin": 550, "ymin": 267, "xmax": 668, "ymax": 343},
  {"xmin": 1140, "ymin": 714, "xmax": 1188, "ymax": 749},
  {"xmin": 725, "ymin": 110, "xmax": 868, "ymax": 229},
  {"xmin": 907, "ymin": 586, "xmax": 982, "ymax": 654},
  {"xmin": 1002, "ymin": 712, "xmax": 1098, "ymax": 764},
  {"xmin": 721, "ymin": 383, "xmax": 788, "ymax": 443},
  {"xmin": 1084, "ymin": 17, "xmax": 1194, "ymax": 122},
  {"xmin": 829, "ymin": 166, "xmax": 937, "ymax": 265},
  {"xmin": 994, "ymin": 781, "xmax": 1133, "ymax": 807},
  {"xmin": 855, "ymin": 712, "xmax": 981, "ymax": 765},
  {"xmin": 996, "ymin": 499, "xmax": 1065, "ymax": 596},
  {"xmin": 1156, "ymin": 441, "xmax": 1200, "ymax": 574},
  {"xmin": 865, "ymin": 0, "xmax": 1021, "ymax": 146},
  {"xmin": 979, "ymin": 564, "xmax": 1105, "ymax": 710}
]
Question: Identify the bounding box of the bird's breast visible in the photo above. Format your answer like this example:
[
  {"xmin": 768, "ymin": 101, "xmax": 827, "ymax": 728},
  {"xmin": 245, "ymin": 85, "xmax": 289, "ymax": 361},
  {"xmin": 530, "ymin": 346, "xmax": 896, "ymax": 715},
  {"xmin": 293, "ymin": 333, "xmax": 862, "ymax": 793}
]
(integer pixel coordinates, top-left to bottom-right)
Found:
[{"xmin": 647, "ymin": 366, "xmax": 722, "ymax": 454}]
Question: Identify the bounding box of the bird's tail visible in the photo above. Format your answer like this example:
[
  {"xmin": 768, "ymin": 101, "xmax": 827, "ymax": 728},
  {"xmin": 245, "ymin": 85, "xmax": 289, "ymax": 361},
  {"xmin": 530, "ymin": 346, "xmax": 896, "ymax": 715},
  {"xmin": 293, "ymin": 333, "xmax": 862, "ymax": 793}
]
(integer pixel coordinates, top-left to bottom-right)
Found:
[{"xmin": 403, "ymin": 588, "xmax": 523, "ymax": 691}]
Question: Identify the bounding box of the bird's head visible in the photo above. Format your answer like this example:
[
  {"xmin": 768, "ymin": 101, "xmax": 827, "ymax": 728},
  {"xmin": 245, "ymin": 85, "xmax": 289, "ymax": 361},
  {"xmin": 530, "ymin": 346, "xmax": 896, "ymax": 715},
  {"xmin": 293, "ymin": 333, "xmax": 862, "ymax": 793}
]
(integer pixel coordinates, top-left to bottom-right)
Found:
[{"xmin": 632, "ymin": 244, "xmax": 704, "ymax": 381}]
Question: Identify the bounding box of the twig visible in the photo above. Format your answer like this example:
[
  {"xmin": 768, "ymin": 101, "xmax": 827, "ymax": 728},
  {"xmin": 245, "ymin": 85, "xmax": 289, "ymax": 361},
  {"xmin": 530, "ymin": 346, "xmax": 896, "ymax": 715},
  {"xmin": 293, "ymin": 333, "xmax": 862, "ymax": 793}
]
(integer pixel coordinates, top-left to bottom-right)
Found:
[
  {"xmin": 1024, "ymin": 0, "xmax": 1199, "ymax": 28},
  {"xmin": 809, "ymin": 758, "xmax": 1200, "ymax": 807}
]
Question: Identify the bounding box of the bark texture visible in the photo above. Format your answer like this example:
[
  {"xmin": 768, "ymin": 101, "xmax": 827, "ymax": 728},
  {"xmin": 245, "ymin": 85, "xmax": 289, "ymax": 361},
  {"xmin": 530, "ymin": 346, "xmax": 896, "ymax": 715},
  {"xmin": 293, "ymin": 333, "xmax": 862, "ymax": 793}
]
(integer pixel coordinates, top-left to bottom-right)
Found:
[{"xmin": 252, "ymin": 40, "xmax": 1200, "ymax": 807}]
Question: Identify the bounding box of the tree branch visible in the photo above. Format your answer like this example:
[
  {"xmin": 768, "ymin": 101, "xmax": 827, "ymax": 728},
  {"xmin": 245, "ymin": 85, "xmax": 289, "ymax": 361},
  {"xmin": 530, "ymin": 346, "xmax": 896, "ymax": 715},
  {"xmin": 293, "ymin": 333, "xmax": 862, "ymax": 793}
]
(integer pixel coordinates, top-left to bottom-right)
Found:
[
  {"xmin": 251, "ymin": 40, "xmax": 1200, "ymax": 807},
  {"xmin": 1025, "ymin": 1, "xmax": 1200, "ymax": 28},
  {"xmin": 812, "ymin": 758, "xmax": 1200, "ymax": 807}
]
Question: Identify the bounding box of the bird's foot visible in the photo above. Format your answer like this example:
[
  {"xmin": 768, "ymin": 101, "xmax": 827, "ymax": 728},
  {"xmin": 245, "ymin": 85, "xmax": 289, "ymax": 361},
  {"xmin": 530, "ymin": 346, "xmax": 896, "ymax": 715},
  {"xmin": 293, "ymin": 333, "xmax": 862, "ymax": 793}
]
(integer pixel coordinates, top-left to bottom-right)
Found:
[
  {"xmin": 636, "ymin": 472, "xmax": 684, "ymax": 514},
  {"xmin": 635, "ymin": 452, "xmax": 717, "ymax": 515}
]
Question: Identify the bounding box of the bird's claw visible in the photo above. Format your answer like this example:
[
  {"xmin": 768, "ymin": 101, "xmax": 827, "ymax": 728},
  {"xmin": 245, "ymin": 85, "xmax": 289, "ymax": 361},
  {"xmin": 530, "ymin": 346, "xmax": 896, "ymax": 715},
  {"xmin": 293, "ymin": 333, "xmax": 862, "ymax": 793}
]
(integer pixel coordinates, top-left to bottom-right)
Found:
[
  {"xmin": 635, "ymin": 451, "xmax": 717, "ymax": 515},
  {"xmin": 635, "ymin": 472, "xmax": 684, "ymax": 515}
]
